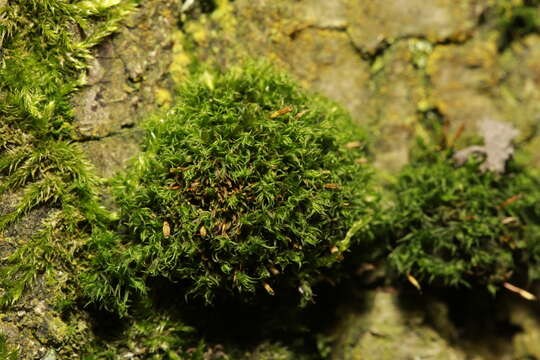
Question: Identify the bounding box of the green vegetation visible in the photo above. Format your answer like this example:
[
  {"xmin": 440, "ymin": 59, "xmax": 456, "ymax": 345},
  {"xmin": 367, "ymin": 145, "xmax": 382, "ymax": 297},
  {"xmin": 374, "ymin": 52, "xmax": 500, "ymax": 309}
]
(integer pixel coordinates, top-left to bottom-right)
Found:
[
  {"xmin": 0, "ymin": 0, "xmax": 134, "ymax": 306},
  {"xmin": 493, "ymin": 0, "xmax": 540, "ymax": 49},
  {"xmin": 2, "ymin": 1, "xmax": 540, "ymax": 357},
  {"xmin": 81, "ymin": 62, "xmax": 378, "ymax": 313},
  {"xmin": 82, "ymin": 311, "xmax": 210, "ymax": 360},
  {"xmin": 0, "ymin": 334, "xmax": 18, "ymax": 360},
  {"xmin": 388, "ymin": 140, "xmax": 540, "ymax": 291}
]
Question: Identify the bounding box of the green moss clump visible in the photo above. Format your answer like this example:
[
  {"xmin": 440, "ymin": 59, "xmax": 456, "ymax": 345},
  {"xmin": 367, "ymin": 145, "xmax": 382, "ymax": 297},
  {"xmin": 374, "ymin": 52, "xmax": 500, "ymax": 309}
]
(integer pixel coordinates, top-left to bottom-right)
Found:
[
  {"xmin": 388, "ymin": 142, "xmax": 540, "ymax": 290},
  {"xmin": 83, "ymin": 63, "xmax": 377, "ymax": 311}
]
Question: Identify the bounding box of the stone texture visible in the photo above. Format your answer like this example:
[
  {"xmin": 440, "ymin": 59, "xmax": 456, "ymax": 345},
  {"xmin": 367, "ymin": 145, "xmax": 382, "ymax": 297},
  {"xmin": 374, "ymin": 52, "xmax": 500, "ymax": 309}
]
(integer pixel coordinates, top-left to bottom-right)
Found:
[
  {"xmin": 346, "ymin": 0, "xmax": 485, "ymax": 54},
  {"xmin": 296, "ymin": 0, "xmax": 348, "ymax": 29},
  {"xmin": 0, "ymin": 202, "xmax": 94, "ymax": 359},
  {"xmin": 367, "ymin": 40, "xmax": 427, "ymax": 170},
  {"xmin": 427, "ymin": 35, "xmax": 502, "ymax": 134},
  {"xmin": 331, "ymin": 290, "xmax": 466, "ymax": 360},
  {"xmin": 282, "ymin": 28, "xmax": 371, "ymax": 122},
  {"xmin": 499, "ymin": 34, "xmax": 540, "ymax": 166},
  {"xmin": 72, "ymin": 0, "xmax": 181, "ymax": 139},
  {"xmin": 184, "ymin": 0, "xmax": 371, "ymax": 123},
  {"xmin": 81, "ymin": 129, "xmax": 143, "ymax": 179},
  {"xmin": 508, "ymin": 291, "xmax": 540, "ymax": 360}
]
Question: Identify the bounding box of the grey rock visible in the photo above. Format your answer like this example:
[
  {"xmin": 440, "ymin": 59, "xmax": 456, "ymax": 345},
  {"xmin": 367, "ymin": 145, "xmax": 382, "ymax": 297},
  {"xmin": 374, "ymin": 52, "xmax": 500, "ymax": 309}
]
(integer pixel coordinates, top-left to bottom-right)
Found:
[
  {"xmin": 332, "ymin": 290, "xmax": 467, "ymax": 360},
  {"xmin": 346, "ymin": 0, "xmax": 485, "ymax": 54},
  {"xmin": 72, "ymin": 0, "xmax": 181, "ymax": 139},
  {"xmin": 41, "ymin": 350, "xmax": 56, "ymax": 360}
]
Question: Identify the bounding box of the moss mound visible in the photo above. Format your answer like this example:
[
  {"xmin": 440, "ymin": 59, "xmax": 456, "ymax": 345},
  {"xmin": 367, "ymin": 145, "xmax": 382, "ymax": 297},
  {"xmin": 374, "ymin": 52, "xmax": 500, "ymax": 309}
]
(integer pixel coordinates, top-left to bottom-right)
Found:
[
  {"xmin": 389, "ymin": 142, "xmax": 540, "ymax": 290},
  {"xmin": 83, "ymin": 63, "xmax": 377, "ymax": 312}
]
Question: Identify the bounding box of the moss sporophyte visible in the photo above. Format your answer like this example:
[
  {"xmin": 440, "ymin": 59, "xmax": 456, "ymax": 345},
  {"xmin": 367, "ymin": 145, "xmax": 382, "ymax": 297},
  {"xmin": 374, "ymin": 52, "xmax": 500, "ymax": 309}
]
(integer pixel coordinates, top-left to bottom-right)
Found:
[{"xmin": 81, "ymin": 63, "xmax": 378, "ymax": 313}]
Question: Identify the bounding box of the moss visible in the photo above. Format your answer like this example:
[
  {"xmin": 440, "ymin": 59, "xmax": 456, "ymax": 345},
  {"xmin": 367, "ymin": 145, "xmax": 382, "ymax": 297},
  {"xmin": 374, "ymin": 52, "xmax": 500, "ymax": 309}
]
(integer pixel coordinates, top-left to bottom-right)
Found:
[
  {"xmin": 0, "ymin": 333, "xmax": 18, "ymax": 360},
  {"xmin": 2, "ymin": 1, "xmax": 540, "ymax": 356},
  {"xmin": 493, "ymin": 0, "xmax": 540, "ymax": 50},
  {"xmin": 0, "ymin": 1, "xmax": 137, "ymax": 357},
  {"xmin": 388, "ymin": 139, "xmax": 540, "ymax": 290},
  {"xmin": 80, "ymin": 61, "xmax": 378, "ymax": 313},
  {"xmin": 0, "ymin": 0, "xmax": 135, "ymax": 306},
  {"xmin": 82, "ymin": 310, "xmax": 211, "ymax": 360}
]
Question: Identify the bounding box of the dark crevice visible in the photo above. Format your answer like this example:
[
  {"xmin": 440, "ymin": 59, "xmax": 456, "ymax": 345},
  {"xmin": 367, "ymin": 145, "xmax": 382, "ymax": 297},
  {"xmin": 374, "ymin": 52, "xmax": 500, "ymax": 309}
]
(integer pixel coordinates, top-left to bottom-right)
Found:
[
  {"xmin": 120, "ymin": 122, "xmax": 135, "ymax": 129},
  {"xmin": 198, "ymin": 0, "xmax": 217, "ymax": 14},
  {"xmin": 496, "ymin": 5, "xmax": 540, "ymax": 52},
  {"xmin": 288, "ymin": 24, "xmax": 348, "ymax": 41},
  {"xmin": 136, "ymin": 275, "xmax": 357, "ymax": 357},
  {"xmin": 347, "ymin": 32, "xmax": 475, "ymax": 69},
  {"xmin": 178, "ymin": 0, "xmax": 218, "ymax": 29},
  {"xmin": 85, "ymin": 304, "xmax": 128, "ymax": 341},
  {"xmin": 74, "ymin": 127, "xmax": 140, "ymax": 143}
]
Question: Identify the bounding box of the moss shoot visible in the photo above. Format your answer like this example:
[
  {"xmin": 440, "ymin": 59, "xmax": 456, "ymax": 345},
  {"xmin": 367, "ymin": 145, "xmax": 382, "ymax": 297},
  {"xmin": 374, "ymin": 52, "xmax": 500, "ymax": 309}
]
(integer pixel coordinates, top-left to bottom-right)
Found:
[{"xmin": 82, "ymin": 63, "xmax": 377, "ymax": 312}]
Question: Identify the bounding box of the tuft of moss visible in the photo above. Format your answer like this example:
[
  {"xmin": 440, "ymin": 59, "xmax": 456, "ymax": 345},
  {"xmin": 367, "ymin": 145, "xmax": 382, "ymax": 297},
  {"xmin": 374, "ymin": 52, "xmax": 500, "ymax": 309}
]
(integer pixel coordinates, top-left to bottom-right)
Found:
[
  {"xmin": 82, "ymin": 62, "xmax": 377, "ymax": 312},
  {"xmin": 388, "ymin": 140, "xmax": 540, "ymax": 291}
]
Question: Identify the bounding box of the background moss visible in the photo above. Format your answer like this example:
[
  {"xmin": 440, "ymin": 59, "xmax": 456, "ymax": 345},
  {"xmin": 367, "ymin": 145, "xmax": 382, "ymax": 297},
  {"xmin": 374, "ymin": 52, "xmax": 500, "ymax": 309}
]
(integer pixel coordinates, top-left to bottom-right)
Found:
[
  {"xmin": 388, "ymin": 140, "xmax": 540, "ymax": 291},
  {"xmin": 0, "ymin": 0, "xmax": 135, "ymax": 307}
]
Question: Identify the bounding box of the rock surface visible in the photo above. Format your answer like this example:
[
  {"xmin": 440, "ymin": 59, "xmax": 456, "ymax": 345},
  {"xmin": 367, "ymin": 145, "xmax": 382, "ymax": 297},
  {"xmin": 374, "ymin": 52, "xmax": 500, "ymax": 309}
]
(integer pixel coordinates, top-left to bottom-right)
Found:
[
  {"xmin": 0, "ymin": 204, "xmax": 92, "ymax": 359},
  {"xmin": 508, "ymin": 294, "xmax": 540, "ymax": 359},
  {"xmin": 345, "ymin": 0, "xmax": 484, "ymax": 54},
  {"xmin": 184, "ymin": 0, "xmax": 540, "ymax": 169},
  {"xmin": 72, "ymin": 0, "xmax": 180, "ymax": 140},
  {"xmin": 331, "ymin": 290, "xmax": 467, "ymax": 360},
  {"xmin": 73, "ymin": 0, "xmax": 183, "ymax": 179}
]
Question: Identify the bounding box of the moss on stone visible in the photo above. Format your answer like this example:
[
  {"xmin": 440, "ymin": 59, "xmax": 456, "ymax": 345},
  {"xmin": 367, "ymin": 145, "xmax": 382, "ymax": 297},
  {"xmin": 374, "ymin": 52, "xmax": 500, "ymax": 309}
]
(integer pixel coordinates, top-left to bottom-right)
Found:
[
  {"xmin": 0, "ymin": 0, "xmax": 137, "ymax": 308},
  {"xmin": 0, "ymin": 1, "xmax": 139, "ymax": 358},
  {"xmin": 388, "ymin": 139, "xmax": 540, "ymax": 290},
  {"xmin": 81, "ymin": 61, "xmax": 378, "ymax": 313}
]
